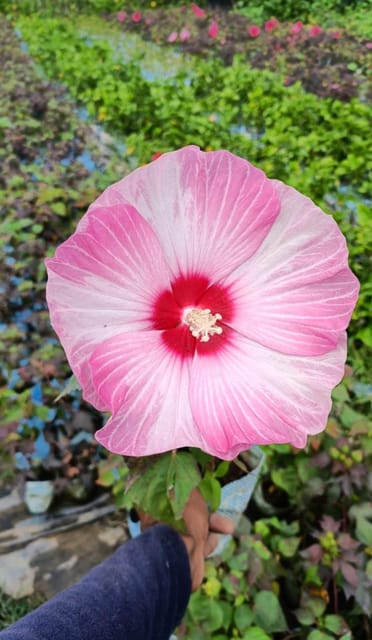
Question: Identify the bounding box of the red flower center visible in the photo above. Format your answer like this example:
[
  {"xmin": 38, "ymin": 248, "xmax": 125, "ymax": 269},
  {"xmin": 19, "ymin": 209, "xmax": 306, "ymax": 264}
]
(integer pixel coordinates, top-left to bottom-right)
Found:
[{"xmin": 151, "ymin": 274, "xmax": 234, "ymax": 357}]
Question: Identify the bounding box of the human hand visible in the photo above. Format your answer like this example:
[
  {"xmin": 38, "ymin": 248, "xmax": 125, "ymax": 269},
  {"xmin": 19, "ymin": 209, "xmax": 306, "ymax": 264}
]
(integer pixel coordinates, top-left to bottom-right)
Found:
[{"xmin": 140, "ymin": 488, "xmax": 234, "ymax": 591}]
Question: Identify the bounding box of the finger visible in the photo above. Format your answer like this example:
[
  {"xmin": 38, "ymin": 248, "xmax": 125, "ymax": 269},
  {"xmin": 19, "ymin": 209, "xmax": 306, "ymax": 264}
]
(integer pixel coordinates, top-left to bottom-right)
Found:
[
  {"xmin": 183, "ymin": 488, "xmax": 209, "ymax": 543},
  {"xmin": 190, "ymin": 548, "xmax": 205, "ymax": 592},
  {"xmin": 180, "ymin": 534, "xmax": 194, "ymax": 556},
  {"xmin": 204, "ymin": 532, "xmax": 219, "ymax": 557},
  {"xmin": 209, "ymin": 512, "xmax": 235, "ymax": 535}
]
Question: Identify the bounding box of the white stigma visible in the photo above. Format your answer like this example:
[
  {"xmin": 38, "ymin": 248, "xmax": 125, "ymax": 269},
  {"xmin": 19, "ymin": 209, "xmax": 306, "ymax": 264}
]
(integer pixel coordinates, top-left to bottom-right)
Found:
[{"xmin": 184, "ymin": 308, "xmax": 223, "ymax": 342}]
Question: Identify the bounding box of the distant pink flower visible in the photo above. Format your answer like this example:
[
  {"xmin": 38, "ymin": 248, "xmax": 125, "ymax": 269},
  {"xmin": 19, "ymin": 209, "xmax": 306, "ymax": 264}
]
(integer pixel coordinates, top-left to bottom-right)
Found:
[
  {"xmin": 46, "ymin": 146, "xmax": 359, "ymax": 459},
  {"xmin": 131, "ymin": 11, "xmax": 141, "ymax": 23},
  {"xmin": 366, "ymin": 42, "xmax": 372, "ymax": 49},
  {"xmin": 167, "ymin": 31, "xmax": 178, "ymax": 43},
  {"xmin": 248, "ymin": 25, "xmax": 261, "ymax": 38},
  {"xmin": 191, "ymin": 3, "xmax": 206, "ymax": 18},
  {"xmin": 309, "ymin": 25, "xmax": 322, "ymax": 37},
  {"xmin": 265, "ymin": 17, "xmax": 279, "ymax": 33},
  {"xmin": 116, "ymin": 11, "xmax": 126, "ymax": 23},
  {"xmin": 332, "ymin": 30, "xmax": 341, "ymax": 39},
  {"xmin": 208, "ymin": 20, "xmax": 218, "ymax": 39},
  {"xmin": 291, "ymin": 21, "xmax": 303, "ymax": 34},
  {"xmin": 179, "ymin": 28, "xmax": 191, "ymax": 42}
]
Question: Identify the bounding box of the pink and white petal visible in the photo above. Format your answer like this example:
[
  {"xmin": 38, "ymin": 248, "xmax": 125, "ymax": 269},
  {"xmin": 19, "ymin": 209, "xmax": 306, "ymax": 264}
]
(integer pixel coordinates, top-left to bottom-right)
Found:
[
  {"xmin": 190, "ymin": 329, "xmax": 347, "ymax": 460},
  {"xmin": 92, "ymin": 330, "xmax": 204, "ymax": 456},
  {"xmin": 222, "ymin": 180, "xmax": 359, "ymax": 356},
  {"xmin": 90, "ymin": 146, "xmax": 280, "ymax": 283},
  {"xmin": 46, "ymin": 204, "xmax": 172, "ymax": 408}
]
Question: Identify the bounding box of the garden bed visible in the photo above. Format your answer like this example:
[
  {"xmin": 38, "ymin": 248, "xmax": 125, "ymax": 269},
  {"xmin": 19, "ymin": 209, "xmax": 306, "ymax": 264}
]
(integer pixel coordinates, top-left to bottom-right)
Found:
[{"xmin": 114, "ymin": 5, "xmax": 372, "ymax": 102}]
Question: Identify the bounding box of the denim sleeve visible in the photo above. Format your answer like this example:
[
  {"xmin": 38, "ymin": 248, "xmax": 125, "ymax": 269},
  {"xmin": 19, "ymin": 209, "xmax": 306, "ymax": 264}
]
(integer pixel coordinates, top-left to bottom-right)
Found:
[{"xmin": 0, "ymin": 524, "xmax": 191, "ymax": 640}]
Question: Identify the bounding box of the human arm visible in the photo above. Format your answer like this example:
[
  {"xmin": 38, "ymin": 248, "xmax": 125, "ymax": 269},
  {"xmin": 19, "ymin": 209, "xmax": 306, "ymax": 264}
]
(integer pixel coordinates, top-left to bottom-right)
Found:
[
  {"xmin": 0, "ymin": 491, "xmax": 233, "ymax": 640},
  {"xmin": 0, "ymin": 525, "xmax": 191, "ymax": 640}
]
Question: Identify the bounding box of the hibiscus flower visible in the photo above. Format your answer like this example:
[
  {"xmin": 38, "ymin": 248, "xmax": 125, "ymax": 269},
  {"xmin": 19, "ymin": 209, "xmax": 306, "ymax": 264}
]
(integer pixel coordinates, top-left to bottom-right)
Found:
[{"xmin": 46, "ymin": 147, "xmax": 359, "ymax": 460}]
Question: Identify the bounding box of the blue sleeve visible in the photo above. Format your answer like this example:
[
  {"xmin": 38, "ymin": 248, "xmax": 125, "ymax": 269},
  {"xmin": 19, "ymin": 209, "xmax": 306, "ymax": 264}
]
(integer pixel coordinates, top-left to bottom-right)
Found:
[{"xmin": 0, "ymin": 524, "xmax": 191, "ymax": 640}]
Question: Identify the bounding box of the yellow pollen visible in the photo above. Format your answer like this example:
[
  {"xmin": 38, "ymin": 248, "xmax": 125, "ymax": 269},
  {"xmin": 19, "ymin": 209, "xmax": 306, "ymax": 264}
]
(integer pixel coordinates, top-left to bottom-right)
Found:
[{"xmin": 185, "ymin": 308, "xmax": 223, "ymax": 342}]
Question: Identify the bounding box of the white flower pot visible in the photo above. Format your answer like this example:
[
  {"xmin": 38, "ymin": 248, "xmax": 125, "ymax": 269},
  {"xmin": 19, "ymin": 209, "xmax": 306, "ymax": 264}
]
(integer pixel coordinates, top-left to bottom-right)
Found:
[{"xmin": 24, "ymin": 480, "xmax": 54, "ymax": 515}]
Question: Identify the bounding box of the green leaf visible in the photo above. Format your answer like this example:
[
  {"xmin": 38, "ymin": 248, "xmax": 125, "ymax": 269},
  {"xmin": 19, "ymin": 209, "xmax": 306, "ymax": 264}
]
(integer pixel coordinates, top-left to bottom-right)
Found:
[
  {"xmin": 234, "ymin": 604, "xmax": 254, "ymax": 632},
  {"xmin": 254, "ymin": 591, "xmax": 287, "ymax": 633},
  {"xmin": 228, "ymin": 551, "xmax": 249, "ymax": 572},
  {"xmin": 125, "ymin": 452, "xmax": 200, "ymax": 525},
  {"xmin": 308, "ymin": 631, "xmax": 334, "ymax": 640},
  {"xmin": 189, "ymin": 448, "xmax": 212, "ymax": 466},
  {"xmin": 339, "ymin": 405, "xmax": 366, "ymax": 428},
  {"xmin": 252, "ymin": 540, "xmax": 271, "ymax": 560},
  {"xmin": 51, "ymin": 201, "xmax": 67, "ymax": 216},
  {"xmin": 294, "ymin": 607, "xmax": 315, "ymax": 625},
  {"xmin": 355, "ymin": 517, "xmax": 372, "ymax": 545},
  {"xmin": 199, "ymin": 471, "xmax": 221, "ymax": 512},
  {"xmin": 97, "ymin": 469, "xmax": 116, "ymax": 487},
  {"xmin": 37, "ymin": 186, "xmax": 65, "ymax": 204},
  {"xmin": 271, "ymin": 467, "xmax": 299, "ymax": 495},
  {"xmin": 124, "ymin": 455, "xmax": 174, "ymax": 524},
  {"xmin": 219, "ymin": 601, "xmax": 233, "ymax": 630},
  {"xmin": 31, "ymin": 223, "xmax": 43, "ymax": 234},
  {"xmin": 0, "ymin": 116, "xmax": 12, "ymax": 128},
  {"xmin": 206, "ymin": 600, "xmax": 224, "ymax": 631},
  {"xmin": 305, "ymin": 565, "xmax": 322, "ymax": 586},
  {"xmin": 307, "ymin": 597, "xmax": 327, "ymax": 618},
  {"xmin": 297, "ymin": 457, "xmax": 318, "ymax": 482},
  {"xmin": 366, "ymin": 559, "xmax": 372, "ymax": 581},
  {"xmin": 332, "ymin": 383, "xmax": 349, "ymax": 402},
  {"xmin": 188, "ymin": 591, "xmax": 224, "ymax": 631},
  {"xmin": 278, "ymin": 536, "xmax": 300, "ymax": 558},
  {"xmin": 167, "ymin": 451, "xmax": 201, "ymax": 519},
  {"xmin": 242, "ymin": 627, "xmax": 271, "ymax": 640},
  {"xmin": 54, "ymin": 375, "xmax": 81, "ymax": 402},
  {"xmin": 215, "ymin": 460, "xmax": 230, "ymax": 478},
  {"xmin": 324, "ymin": 614, "xmax": 350, "ymax": 635},
  {"xmin": 17, "ymin": 280, "xmax": 34, "ymax": 292}
]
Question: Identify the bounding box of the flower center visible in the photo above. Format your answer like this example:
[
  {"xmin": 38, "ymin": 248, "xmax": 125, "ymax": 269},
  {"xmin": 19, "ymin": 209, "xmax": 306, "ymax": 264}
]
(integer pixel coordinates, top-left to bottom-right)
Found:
[{"xmin": 184, "ymin": 308, "xmax": 223, "ymax": 342}]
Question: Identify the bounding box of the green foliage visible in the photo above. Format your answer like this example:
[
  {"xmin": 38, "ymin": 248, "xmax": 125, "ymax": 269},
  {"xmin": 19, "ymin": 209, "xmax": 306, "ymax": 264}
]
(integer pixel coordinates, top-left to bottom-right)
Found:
[
  {"xmin": 254, "ymin": 591, "xmax": 287, "ymax": 632},
  {"xmin": 125, "ymin": 451, "xmax": 201, "ymax": 525},
  {"xmin": 103, "ymin": 450, "xmax": 233, "ymax": 527},
  {"xmin": 233, "ymin": 0, "xmax": 371, "ymax": 24},
  {"xmin": 0, "ymin": 0, "xmax": 194, "ymax": 14},
  {"xmin": 0, "ymin": 591, "xmax": 45, "ymax": 631},
  {"xmin": 0, "ymin": 18, "xmax": 129, "ymax": 496}
]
